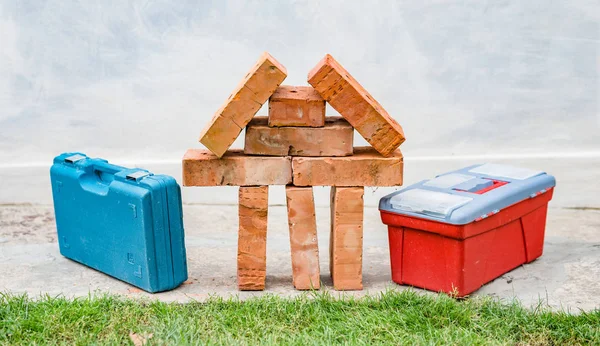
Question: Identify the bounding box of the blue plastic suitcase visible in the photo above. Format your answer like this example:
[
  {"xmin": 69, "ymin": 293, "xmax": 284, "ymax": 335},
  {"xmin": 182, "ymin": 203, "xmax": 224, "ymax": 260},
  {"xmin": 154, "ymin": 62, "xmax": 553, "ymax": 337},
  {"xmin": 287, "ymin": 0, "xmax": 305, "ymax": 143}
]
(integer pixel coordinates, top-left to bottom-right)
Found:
[{"xmin": 50, "ymin": 153, "xmax": 188, "ymax": 293}]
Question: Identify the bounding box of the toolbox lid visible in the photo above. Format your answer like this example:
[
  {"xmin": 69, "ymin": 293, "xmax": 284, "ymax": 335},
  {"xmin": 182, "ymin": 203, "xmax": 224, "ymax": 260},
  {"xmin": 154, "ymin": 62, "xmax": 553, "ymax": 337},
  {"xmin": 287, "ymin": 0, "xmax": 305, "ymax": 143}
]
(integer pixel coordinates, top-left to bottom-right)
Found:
[
  {"xmin": 379, "ymin": 163, "xmax": 556, "ymax": 225},
  {"xmin": 54, "ymin": 152, "xmax": 154, "ymax": 184}
]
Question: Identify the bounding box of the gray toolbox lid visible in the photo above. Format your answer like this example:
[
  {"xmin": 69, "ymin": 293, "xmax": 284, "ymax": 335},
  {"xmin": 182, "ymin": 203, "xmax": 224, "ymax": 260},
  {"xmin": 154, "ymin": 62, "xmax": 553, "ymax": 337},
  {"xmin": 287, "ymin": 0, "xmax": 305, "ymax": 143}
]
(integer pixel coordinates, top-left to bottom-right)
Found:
[{"xmin": 379, "ymin": 163, "xmax": 556, "ymax": 225}]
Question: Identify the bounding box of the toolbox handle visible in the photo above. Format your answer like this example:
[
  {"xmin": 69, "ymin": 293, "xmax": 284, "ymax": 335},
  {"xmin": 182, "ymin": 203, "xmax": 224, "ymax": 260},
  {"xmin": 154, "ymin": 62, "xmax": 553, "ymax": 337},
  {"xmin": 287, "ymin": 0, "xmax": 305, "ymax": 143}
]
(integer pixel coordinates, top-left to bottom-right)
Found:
[
  {"xmin": 92, "ymin": 162, "xmax": 122, "ymax": 174},
  {"xmin": 89, "ymin": 161, "xmax": 124, "ymax": 183},
  {"xmin": 79, "ymin": 161, "xmax": 126, "ymax": 195}
]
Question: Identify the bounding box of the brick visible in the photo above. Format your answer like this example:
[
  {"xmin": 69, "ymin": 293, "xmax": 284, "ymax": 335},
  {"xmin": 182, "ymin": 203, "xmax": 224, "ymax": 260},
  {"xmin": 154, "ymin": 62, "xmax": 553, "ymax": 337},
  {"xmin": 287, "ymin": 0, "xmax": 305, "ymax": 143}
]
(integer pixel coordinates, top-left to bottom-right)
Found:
[
  {"xmin": 238, "ymin": 186, "xmax": 268, "ymax": 290},
  {"xmin": 292, "ymin": 147, "xmax": 403, "ymax": 186},
  {"xmin": 285, "ymin": 186, "xmax": 320, "ymax": 290},
  {"xmin": 244, "ymin": 117, "xmax": 353, "ymax": 157},
  {"xmin": 199, "ymin": 52, "xmax": 287, "ymax": 157},
  {"xmin": 308, "ymin": 54, "xmax": 405, "ymax": 157},
  {"xmin": 330, "ymin": 187, "xmax": 364, "ymax": 290},
  {"xmin": 268, "ymin": 85, "xmax": 326, "ymax": 127},
  {"xmin": 182, "ymin": 149, "xmax": 291, "ymax": 186}
]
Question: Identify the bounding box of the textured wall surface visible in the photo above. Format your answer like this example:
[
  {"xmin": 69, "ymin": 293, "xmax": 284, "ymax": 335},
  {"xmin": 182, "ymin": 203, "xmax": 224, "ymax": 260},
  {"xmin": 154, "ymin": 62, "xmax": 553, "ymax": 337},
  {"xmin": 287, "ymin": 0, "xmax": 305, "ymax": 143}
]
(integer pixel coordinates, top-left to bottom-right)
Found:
[
  {"xmin": 1, "ymin": 0, "xmax": 598, "ymax": 162},
  {"xmin": 0, "ymin": 1, "xmax": 598, "ymax": 205}
]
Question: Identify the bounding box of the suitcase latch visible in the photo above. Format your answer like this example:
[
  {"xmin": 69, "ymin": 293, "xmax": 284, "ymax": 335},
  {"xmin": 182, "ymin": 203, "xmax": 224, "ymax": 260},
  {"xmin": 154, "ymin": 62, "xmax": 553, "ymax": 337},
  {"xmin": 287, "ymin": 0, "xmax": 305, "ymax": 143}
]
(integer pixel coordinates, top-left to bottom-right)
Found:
[
  {"xmin": 64, "ymin": 154, "xmax": 86, "ymax": 164},
  {"xmin": 126, "ymin": 171, "xmax": 150, "ymax": 181}
]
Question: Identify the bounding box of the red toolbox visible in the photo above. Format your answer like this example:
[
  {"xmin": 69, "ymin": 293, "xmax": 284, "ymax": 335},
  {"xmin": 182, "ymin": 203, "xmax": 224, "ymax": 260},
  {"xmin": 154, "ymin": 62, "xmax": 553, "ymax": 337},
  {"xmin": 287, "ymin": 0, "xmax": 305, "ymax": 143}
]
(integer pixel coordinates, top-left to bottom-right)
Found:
[{"xmin": 379, "ymin": 163, "xmax": 556, "ymax": 296}]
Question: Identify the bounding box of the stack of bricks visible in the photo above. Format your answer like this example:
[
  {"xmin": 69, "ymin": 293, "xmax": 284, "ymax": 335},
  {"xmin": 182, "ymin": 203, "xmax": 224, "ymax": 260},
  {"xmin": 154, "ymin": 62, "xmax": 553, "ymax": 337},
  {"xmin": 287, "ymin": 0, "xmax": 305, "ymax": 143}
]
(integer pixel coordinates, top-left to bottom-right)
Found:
[{"xmin": 183, "ymin": 52, "xmax": 405, "ymax": 291}]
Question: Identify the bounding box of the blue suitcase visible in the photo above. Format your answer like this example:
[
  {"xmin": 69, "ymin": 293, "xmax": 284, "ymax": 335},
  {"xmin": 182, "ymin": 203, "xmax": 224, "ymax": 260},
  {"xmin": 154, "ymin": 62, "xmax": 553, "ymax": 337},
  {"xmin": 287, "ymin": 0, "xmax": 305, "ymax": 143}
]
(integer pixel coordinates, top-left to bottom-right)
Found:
[{"xmin": 50, "ymin": 153, "xmax": 188, "ymax": 293}]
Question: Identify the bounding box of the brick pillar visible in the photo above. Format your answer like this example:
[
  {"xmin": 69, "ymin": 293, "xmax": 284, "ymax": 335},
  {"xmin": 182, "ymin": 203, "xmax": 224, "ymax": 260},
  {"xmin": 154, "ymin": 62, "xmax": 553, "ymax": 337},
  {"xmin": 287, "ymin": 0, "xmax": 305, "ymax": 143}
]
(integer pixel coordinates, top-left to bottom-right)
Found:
[
  {"xmin": 330, "ymin": 186, "xmax": 364, "ymax": 290},
  {"xmin": 285, "ymin": 185, "xmax": 320, "ymax": 290},
  {"xmin": 237, "ymin": 186, "xmax": 269, "ymax": 290}
]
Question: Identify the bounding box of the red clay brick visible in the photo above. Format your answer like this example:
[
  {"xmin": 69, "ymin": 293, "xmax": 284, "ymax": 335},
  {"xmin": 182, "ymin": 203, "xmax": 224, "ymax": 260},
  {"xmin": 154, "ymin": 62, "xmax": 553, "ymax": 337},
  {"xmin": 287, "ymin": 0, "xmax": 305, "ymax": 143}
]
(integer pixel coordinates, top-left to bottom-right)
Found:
[
  {"xmin": 308, "ymin": 54, "xmax": 405, "ymax": 156},
  {"xmin": 285, "ymin": 186, "xmax": 320, "ymax": 290},
  {"xmin": 291, "ymin": 147, "xmax": 403, "ymax": 186},
  {"xmin": 182, "ymin": 149, "xmax": 291, "ymax": 186},
  {"xmin": 330, "ymin": 187, "xmax": 364, "ymax": 290},
  {"xmin": 199, "ymin": 52, "xmax": 287, "ymax": 157},
  {"xmin": 268, "ymin": 85, "xmax": 325, "ymax": 127},
  {"xmin": 244, "ymin": 117, "xmax": 353, "ymax": 157},
  {"xmin": 238, "ymin": 186, "xmax": 269, "ymax": 290}
]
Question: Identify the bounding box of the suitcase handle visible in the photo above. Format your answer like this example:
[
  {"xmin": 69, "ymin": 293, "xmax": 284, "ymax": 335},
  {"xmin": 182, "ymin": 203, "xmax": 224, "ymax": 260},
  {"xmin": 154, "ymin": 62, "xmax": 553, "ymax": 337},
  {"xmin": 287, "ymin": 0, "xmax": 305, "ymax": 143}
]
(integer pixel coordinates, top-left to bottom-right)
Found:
[
  {"xmin": 59, "ymin": 154, "xmax": 152, "ymax": 195},
  {"xmin": 89, "ymin": 161, "xmax": 124, "ymax": 183},
  {"xmin": 79, "ymin": 161, "xmax": 126, "ymax": 195}
]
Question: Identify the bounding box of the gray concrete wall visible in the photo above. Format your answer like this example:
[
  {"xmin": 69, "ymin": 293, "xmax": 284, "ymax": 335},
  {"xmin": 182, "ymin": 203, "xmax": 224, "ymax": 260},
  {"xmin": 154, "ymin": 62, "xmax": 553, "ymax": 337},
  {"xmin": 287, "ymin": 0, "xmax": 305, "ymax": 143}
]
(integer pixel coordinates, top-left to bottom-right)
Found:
[{"xmin": 0, "ymin": 1, "xmax": 598, "ymax": 205}]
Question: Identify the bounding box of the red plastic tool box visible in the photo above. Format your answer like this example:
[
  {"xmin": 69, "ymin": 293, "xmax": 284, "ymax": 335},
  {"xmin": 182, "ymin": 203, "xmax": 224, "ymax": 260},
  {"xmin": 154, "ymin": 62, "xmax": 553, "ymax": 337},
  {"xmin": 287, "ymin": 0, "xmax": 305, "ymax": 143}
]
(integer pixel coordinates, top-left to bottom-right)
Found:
[{"xmin": 378, "ymin": 163, "xmax": 556, "ymax": 296}]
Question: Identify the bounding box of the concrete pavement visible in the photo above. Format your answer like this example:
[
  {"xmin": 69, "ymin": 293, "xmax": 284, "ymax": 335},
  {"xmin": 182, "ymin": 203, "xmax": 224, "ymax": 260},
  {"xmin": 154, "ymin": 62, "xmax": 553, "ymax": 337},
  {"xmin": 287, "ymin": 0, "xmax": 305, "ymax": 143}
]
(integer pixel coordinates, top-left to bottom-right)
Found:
[{"xmin": 0, "ymin": 203, "xmax": 598, "ymax": 311}]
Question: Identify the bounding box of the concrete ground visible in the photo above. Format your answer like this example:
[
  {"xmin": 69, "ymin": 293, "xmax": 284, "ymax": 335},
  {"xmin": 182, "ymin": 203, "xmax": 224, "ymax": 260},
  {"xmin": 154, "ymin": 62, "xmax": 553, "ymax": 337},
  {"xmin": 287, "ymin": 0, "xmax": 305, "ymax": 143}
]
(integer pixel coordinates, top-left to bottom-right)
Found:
[{"xmin": 0, "ymin": 204, "xmax": 598, "ymax": 312}]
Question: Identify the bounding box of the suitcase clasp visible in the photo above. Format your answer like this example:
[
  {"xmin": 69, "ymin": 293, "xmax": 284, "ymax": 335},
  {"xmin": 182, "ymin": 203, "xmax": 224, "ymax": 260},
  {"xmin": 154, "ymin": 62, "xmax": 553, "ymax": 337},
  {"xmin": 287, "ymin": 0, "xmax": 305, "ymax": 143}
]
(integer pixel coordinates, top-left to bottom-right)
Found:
[
  {"xmin": 126, "ymin": 171, "xmax": 150, "ymax": 182},
  {"xmin": 64, "ymin": 154, "xmax": 86, "ymax": 164}
]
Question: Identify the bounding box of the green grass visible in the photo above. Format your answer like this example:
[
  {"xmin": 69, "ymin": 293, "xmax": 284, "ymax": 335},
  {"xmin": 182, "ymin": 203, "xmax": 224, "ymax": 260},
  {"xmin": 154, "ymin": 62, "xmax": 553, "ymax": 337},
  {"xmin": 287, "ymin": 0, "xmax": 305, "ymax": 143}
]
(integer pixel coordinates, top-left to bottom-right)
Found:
[{"xmin": 1, "ymin": 290, "xmax": 598, "ymax": 345}]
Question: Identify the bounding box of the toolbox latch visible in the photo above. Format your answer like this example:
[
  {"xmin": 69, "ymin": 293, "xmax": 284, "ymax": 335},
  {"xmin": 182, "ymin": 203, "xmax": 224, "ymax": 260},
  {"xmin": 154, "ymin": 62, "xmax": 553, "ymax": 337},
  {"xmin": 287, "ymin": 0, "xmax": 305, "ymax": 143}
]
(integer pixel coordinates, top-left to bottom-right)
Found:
[
  {"xmin": 126, "ymin": 171, "xmax": 151, "ymax": 182},
  {"xmin": 471, "ymin": 180, "xmax": 508, "ymax": 194},
  {"xmin": 453, "ymin": 179, "xmax": 508, "ymax": 195},
  {"xmin": 64, "ymin": 154, "xmax": 86, "ymax": 164}
]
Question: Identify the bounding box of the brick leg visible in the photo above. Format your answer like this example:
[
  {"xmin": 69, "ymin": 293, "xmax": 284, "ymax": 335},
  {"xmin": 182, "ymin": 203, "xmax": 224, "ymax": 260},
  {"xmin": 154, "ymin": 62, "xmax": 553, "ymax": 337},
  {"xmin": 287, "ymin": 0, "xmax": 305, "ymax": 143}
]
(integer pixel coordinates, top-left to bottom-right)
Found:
[
  {"xmin": 237, "ymin": 186, "xmax": 268, "ymax": 290},
  {"xmin": 330, "ymin": 186, "xmax": 364, "ymax": 290},
  {"xmin": 285, "ymin": 186, "xmax": 320, "ymax": 290}
]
